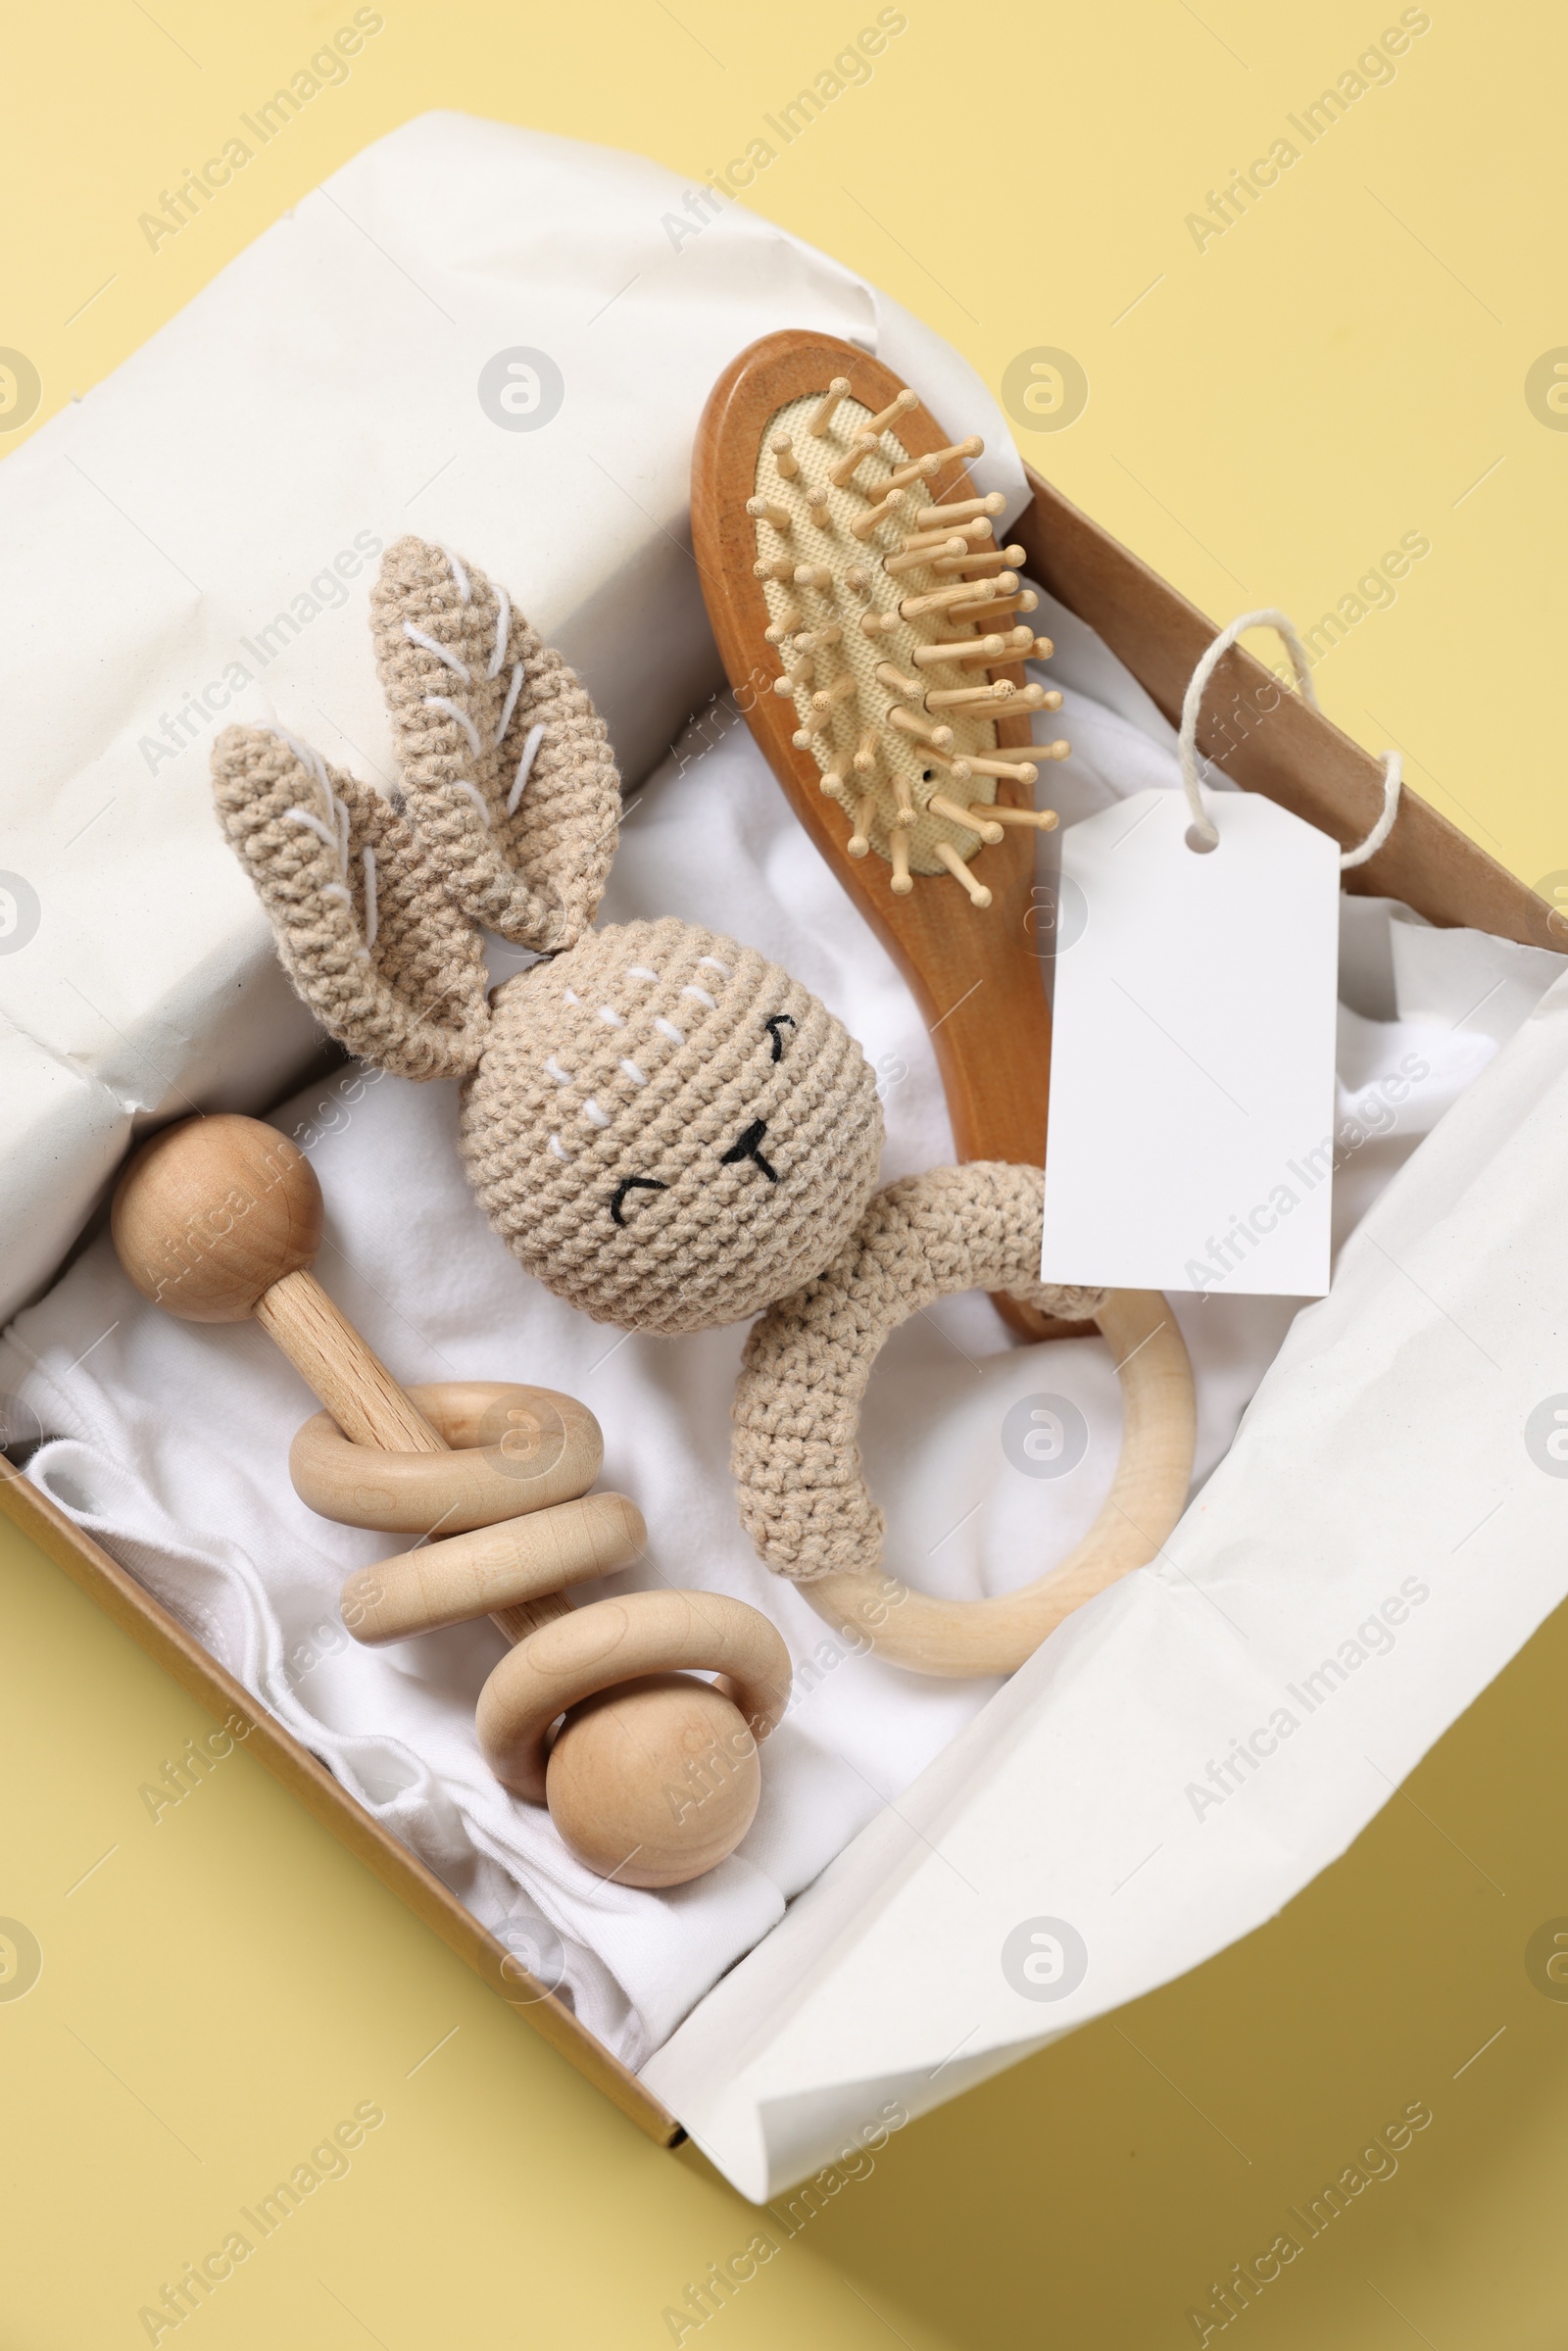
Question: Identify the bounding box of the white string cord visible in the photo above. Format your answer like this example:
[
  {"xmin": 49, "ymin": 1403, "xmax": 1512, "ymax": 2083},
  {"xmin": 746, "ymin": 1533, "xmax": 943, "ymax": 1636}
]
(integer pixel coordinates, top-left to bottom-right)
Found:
[
  {"xmin": 1177, "ymin": 608, "xmax": 1401, "ymax": 867},
  {"xmin": 1337, "ymin": 752, "xmax": 1403, "ymax": 868}
]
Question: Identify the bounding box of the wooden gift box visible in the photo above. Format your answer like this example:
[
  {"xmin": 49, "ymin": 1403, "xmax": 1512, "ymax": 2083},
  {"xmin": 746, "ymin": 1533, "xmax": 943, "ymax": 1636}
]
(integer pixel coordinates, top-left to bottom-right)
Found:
[{"xmin": 2, "ymin": 456, "xmax": 1551, "ymax": 2153}]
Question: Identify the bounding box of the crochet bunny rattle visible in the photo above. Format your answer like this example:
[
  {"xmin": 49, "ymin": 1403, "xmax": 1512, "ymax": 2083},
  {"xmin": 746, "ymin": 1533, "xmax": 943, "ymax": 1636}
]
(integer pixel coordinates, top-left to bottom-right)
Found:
[
  {"xmin": 177, "ymin": 530, "xmax": 902, "ymax": 1892},
  {"xmin": 202, "ymin": 535, "xmax": 1194, "ymax": 1835}
]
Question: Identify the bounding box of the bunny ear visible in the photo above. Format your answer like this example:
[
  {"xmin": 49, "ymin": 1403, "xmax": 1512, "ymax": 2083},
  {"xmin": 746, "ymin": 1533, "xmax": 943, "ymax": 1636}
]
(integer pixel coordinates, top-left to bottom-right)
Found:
[
  {"xmin": 368, "ymin": 537, "xmax": 620, "ymax": 955},
  {"xmin": 212, "ymin": 723, "xmax": 490, "ymax": 1080}
]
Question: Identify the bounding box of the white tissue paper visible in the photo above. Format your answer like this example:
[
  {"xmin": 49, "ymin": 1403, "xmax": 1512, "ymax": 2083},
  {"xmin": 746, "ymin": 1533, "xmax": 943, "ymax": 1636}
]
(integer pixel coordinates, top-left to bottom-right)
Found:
[
  {"xmin": 0, "ymin": 109, "xmax": 1026, "ymax": 1325},
  {"xmin": 5, "ymin": 111, "xmax": 1564, "ymax": 2201}
]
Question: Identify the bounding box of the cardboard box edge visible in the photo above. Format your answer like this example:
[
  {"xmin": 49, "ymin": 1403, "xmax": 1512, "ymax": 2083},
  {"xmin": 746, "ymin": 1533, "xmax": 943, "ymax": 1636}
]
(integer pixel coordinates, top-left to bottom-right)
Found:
[{"xmin": 1016, "ymin": 462, "xmax": 1555, "ymax": 952}]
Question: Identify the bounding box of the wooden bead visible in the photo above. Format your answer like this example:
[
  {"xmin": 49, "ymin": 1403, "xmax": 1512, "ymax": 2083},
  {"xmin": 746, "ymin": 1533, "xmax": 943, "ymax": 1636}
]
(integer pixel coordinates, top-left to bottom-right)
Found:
[
  {"xmin": 343, "ymin": 1491, "xmax": 647, "ymax": 1644},
  {"xmin": 770, "ymin": 432, "xmax": 800, "ymax": 479},
  {"xmin": 874, "ymin": 659, "xmax": 923, "ymax": 699},
  {"xmin": 858, "ymin": 608, "xmax": 901, "ymax": 639},
  {"xmin": 793, "ymin": 563, "xmax": 834, "ymax": 590},
  {"xmin": 890, "ymin": 829, "xmax": 912, "ymax": 894},
  {"xmin": 112, "ymin": 1114, "xmax": 322, "ymax": 1326},
  {"xmin": 853, "ymin": 724, "xmax": 880, "ymax": 775},
  {"xmin": 546, "ymin": 1677, "xmax": 762, "ymax": 1888},
  {"xmin": 811, "ymin": 673, "xmax": 858, "ymax": 712}
]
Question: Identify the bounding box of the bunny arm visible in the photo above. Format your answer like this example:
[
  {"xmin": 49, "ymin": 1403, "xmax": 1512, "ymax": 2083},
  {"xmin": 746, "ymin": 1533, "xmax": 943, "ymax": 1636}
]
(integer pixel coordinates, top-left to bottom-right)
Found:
[
  {"xmin": 369, "ymin": 536, "xmax": 622, "ymax": 955},
  {"xmin": 212, "ymin": 722, "xmax": 490, "ymax": 1080}
]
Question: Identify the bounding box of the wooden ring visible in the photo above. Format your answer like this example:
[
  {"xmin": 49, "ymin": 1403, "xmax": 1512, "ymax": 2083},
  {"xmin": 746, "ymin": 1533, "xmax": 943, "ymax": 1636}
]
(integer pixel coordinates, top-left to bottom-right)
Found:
[
  {"xmin": 800, "ymin": 1290, "xmax": 1195, "ymax": 1676},
  {"xmin": 289, "ymin": 1379, "xmax": 602, "ymax": 1533},
  {"xmin": 475, "ymin": 1590, "xmax": 793, "ymax": 1801}
]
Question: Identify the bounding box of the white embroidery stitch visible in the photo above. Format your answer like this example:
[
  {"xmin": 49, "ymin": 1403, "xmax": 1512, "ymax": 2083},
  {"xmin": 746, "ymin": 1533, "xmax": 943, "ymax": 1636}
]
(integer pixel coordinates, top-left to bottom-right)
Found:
[
  {"xmin": 488, "ymin": 586, "xmax": 512, "ymax": 678},
  {"xmin": 507, "ymin": 721, "xmax": 546, "ymax": 816},
  {"xmin": 493, "ymin": 661, "xmax": 524, "ymax": 748},
  {"xmin": 403, "ymin": 621, "xmax": 470, "ymax": 681},
  {"xmin": 437, "ymin": 545, "xmax": 472, "ymax": 602},
  {"xmin": 423, "ymin": 695, "xmax": 483, "ymax": 759}
]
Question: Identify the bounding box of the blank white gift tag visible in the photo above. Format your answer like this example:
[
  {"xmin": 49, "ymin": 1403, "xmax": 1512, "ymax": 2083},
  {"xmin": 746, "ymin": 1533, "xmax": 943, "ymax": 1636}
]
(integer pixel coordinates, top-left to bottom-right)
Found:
[{"xmin": 1041, "ymin": 788, "xmax": 1341, "ymax": 1297}]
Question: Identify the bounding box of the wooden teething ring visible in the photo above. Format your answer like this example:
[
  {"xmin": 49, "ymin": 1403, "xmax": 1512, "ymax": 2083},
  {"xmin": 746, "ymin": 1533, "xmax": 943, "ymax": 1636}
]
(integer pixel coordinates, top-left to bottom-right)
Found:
[
  {"xmin": 110, "ymin": 1114, "xmax": 792, "ymax": 1889},
  {"xmin": 732, "ymin": 1165, "xmax": 1199, "ymax": 1678}
]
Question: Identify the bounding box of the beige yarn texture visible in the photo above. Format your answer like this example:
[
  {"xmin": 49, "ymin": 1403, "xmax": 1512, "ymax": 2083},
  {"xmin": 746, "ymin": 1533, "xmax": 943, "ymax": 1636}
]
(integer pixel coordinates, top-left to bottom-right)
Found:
[
  {"xmin": 212, "ymin": 535, "xmax": 886, "ymax": 1335},
  {"xmin": 368, "ymin": 537, "xmax": 620, "ymax": 955},
  {"xmin": 731, "ymin": 1163, "xmax": 1106, "ymax": 1582},
  {"xmin": 212, "ymin": 727, "xmax": 491, "ymax": 1081},
  {"xmin": 465, "ymin": 916, "xmax": 883, "ymax": 1334}
]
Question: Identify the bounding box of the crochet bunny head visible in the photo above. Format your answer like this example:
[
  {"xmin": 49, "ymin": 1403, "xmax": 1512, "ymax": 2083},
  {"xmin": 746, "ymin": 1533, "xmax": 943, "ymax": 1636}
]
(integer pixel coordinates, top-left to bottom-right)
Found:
[{"xmin": 213, "ymin": 537, "xmax": 883, "ymax": 1333}]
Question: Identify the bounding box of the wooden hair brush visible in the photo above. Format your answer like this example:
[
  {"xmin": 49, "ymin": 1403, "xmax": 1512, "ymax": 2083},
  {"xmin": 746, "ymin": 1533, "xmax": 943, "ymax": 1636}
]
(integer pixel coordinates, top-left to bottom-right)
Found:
[{"xmin": 693, "ymin": 329, "xmax": 1073, "ymax": 1338}]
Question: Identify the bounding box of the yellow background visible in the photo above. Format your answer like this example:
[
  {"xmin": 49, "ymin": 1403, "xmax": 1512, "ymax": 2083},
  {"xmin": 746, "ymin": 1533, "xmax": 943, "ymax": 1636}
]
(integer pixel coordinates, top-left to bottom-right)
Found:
[{"xmin": 4, "ymin": 3, "xmax": 1567, "ymax": 2343}]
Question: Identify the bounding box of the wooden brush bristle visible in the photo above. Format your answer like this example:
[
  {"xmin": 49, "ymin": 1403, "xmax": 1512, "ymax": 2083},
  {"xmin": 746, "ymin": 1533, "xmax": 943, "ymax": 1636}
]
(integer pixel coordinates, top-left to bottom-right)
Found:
[{"xmin": 749, "ymin": 385, "xmax": 1068, "ymax": 902}]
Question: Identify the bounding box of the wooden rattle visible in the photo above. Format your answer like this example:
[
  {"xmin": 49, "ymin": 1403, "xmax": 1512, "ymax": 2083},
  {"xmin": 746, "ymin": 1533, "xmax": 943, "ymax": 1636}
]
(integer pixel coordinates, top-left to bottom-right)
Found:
[
  {"xmin": 696, "ymin": 331, "xmax": 1071, "ymax": 1344},
  {"xmin": 111, "ymin": 1112, "xmax": 791, "ymax": 1887}
]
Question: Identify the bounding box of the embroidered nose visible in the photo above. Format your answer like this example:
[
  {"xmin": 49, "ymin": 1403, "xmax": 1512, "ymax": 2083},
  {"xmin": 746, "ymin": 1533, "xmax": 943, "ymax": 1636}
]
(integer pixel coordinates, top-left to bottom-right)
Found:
[{"xmin": 719, "ymin": 1119, "xmax": 778, "ymax": 1183}]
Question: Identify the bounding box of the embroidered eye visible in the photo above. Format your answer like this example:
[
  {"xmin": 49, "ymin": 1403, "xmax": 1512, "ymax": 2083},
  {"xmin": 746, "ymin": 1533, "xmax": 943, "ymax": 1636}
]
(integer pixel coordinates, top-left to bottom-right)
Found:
[
  {"xmin": 763, "ymin": 1014, "xmax": 796, "ymax": 1063},
  {"xmin": 610, "ymin": 1176, "xmax": 668, "ymax": 1228}
]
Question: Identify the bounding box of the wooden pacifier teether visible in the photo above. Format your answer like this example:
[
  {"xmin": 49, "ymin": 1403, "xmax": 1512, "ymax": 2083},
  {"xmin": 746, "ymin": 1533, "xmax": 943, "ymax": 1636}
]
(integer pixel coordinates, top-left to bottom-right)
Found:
[
  {"xmin": 111, "ymin": 1113, "xmax": 791, "ymax": 1887},
  {"xmin": 695, "ymin": 331, "xmax": 1070, "ymax": 1341}
]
